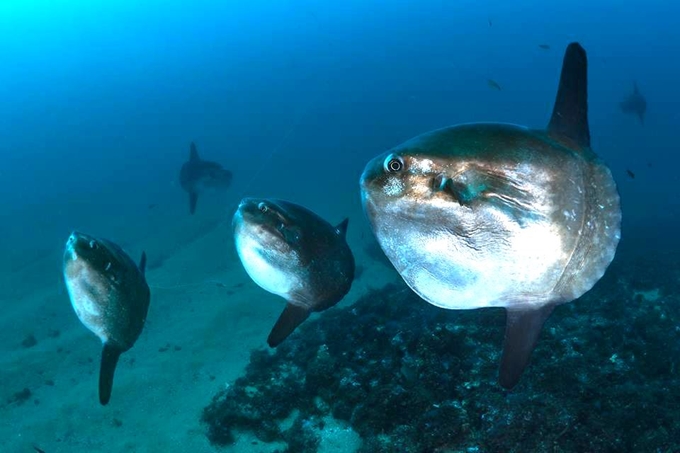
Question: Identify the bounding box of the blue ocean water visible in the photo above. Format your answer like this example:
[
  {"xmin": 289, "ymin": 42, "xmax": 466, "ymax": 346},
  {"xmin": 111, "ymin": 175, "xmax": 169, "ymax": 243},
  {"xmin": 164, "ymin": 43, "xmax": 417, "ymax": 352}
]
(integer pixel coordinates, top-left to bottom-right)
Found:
[{"xmin": 1, "ymin": 0, "xmax": 679, "ymax": 452}]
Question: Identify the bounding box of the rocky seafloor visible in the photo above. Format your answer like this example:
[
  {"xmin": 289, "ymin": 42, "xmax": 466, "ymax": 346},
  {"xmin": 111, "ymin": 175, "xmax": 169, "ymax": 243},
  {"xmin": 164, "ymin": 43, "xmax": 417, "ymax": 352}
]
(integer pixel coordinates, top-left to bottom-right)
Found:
[{"xmin": 201, "ymin": 244, "xmax": 680, "ymax": 452}]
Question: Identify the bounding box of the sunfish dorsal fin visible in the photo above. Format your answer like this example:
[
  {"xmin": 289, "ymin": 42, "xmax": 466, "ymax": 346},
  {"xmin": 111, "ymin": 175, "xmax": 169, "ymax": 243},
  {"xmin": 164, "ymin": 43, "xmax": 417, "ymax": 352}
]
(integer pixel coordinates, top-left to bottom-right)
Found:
[
  {"xmin": 189, "ymin": 142, "xmax": 200, "ymax": 162},
  {"xmin": 335, "ymin": 218, "xmax": 349, "ymax": 238},
  {"xmin": 499, "ymin": 304, "xmax": 555, "ymax": 389},
  {"xmin": 547, "ymin": 42, "xmax": 590, "ymax": 149}
]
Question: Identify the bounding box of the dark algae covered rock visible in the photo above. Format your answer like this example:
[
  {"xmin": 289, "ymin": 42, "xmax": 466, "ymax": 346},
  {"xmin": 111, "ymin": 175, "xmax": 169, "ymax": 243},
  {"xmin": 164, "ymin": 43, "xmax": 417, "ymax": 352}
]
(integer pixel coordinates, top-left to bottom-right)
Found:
[{"xmin": 201, "ymin": 245, "xmax": 680, "ymax": 452}]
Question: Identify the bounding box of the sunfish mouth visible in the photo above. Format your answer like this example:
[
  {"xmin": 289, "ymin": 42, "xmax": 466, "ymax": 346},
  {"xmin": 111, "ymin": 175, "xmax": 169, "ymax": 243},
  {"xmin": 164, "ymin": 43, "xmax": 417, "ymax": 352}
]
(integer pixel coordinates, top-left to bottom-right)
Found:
[
  {"xmin": 64, "ymin": 231, "xmax": 102, "ymax": 262},
  {"xmin": 235, "ymin": 198, "xmax": 294, "ymax": 240}
]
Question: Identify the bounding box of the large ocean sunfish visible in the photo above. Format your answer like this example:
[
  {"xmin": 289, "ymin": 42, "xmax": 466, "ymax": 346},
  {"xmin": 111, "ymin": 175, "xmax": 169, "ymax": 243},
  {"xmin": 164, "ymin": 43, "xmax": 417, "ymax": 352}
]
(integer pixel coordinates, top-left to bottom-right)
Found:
[
  {"xmin": 360, "ymin": 43, "xmax": 621, "ymax": 388},
  {"xmin": 233, "ymin": 198, "xmax": 355, "ymax": 347},
  {"xmin": 180, "ymin": 142, "xmax": 233, "ymax": 214},
  {"xmin": 63, "ymin": 232, "xmax": 151, "ymax": 405}
]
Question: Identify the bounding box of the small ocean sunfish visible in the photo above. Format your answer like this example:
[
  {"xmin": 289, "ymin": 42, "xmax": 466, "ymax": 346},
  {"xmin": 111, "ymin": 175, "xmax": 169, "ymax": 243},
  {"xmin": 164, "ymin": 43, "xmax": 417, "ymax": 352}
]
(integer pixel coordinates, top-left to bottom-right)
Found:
[
  {"xmin": 619, "ymin": 81, "xmax": 647, "ymax": 125},
  {"xmin": 63, "ymin": 232, "xmax": 151, "ymax": 405},
  {"xmin": 233, "ymin": 198, "xmax": 355, "ymax": 347},
  {"xmin": 180, "ymin": 142, "xmax": 233, "ymax": 214}
]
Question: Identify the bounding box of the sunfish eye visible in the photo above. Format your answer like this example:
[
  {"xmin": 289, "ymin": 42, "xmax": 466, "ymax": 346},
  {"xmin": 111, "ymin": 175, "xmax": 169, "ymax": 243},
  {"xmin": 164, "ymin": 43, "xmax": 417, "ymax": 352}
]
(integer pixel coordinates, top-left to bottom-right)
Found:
[
  {"xmin": 258, "ymin": 202, "xmax": 268, "ymax": 213},
  {"xmin": 384, "ymin": 154, "xmax": 404, "ymax": 173}
]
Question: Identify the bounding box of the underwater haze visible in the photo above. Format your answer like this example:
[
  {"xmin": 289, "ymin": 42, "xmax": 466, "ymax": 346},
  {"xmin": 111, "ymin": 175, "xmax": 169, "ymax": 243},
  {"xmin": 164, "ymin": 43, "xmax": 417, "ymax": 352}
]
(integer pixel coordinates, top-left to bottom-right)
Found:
[{"xmin": 1, "ymin": 0, "xmax": 680, "ymax": 452}]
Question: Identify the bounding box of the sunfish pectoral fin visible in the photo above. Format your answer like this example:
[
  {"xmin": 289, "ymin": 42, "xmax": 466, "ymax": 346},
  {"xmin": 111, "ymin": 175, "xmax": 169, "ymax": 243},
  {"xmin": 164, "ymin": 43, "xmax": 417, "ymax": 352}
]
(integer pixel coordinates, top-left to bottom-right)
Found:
[
  {"xmin": 267, "ymin": 303, "xmax": 311, "ymax": 348},
  {"xmin": 547, "ymin": 42, "xmax": 590, "ymax": 149},
  {"xmin": 189, "ymin": 191, "xmax": 198, "ymax": 215},
  {"xmin": 189, "ymin": 142, "xmax": 200, "ymax": 162},
  {"xmin": 432, "ymin": 175, "xmax": 472, "ymax": 206},
  {"xmin": 335, "ymin": 218, "xmax": 349, "ymax": 238},
  {"xmin": 99, "ymin": 342, "xmax": 123, "ymax": 405},
  {"xmin": 499, "ymin": 304, "xmax": 555, "ymax": 389}
]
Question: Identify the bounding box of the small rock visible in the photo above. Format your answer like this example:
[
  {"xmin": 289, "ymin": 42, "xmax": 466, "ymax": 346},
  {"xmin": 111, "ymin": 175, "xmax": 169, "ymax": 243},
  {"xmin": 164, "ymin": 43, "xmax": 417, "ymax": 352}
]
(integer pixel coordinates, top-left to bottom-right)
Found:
[
  {"xmin": 9, "ymin": 388, "xmax": 31, "ymax": 405},
  {"xmin": 21, "ymin": 334, "xmax": 38, "ymax": 348}
]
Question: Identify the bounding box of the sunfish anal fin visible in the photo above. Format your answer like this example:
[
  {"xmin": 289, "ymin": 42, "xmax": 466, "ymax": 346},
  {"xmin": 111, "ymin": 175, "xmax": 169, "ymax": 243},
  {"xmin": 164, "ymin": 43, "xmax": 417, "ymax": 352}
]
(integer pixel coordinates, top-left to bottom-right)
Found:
[
  {"xmin": 499, "ymin": 304, "xmax": 555, "ymax": 389},
  {"xmin": 267, "ymin": 303, "xmax": 310, "ymax": 348},
  {"xmin": 189, "ymin": 192, "xmax": 198, "ymax": 215},
  {"xmin": 547, "ymin": 42, "xmax": 590, "ymax": 149},
  {"xmin": 99, "ymin": 342, "xmax": 123, "ymax": 405}
]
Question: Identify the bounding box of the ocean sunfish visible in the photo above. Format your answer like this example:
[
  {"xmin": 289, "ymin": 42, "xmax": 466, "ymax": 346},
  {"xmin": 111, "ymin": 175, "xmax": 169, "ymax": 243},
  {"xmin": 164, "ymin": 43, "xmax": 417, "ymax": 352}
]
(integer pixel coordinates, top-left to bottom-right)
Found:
[
  {"xmin": 180, "ymin": 142, "xmax": 233, "ymax": 214},
  {"xmin": 619, "ymin": 81, "xmax": 647, "ymax": 125},
  {"xmin": 233, "ymin": 198, "xmax": 355, "ymax": 347},
  {"xmin": 360, "ymin": 43, "xmax": 621, "ymax": 389},
  {"xmin": 63, "ymin": 232, "xmax": 151, "ymax": 405}
]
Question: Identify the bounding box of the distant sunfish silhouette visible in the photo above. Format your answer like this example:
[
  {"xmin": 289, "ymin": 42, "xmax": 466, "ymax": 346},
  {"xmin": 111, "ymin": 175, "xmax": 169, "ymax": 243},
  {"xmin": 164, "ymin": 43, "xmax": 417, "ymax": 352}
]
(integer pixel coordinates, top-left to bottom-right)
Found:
[
  {"xmin": 233, "ymin": 198, "xmax": 355, "ymax": 347},
  {"xmin": 487, "ymin": 79, "xmax": 502, "ymax": 91},
  {"xmin": 619, "ymin": 81, "xmax": 647, "ymax": 125},
  {"xmin": 179, "ymin": 142, "xmax": 233, "ymax": 214},
  {"xmin": 360, "ymin": 43, "xmax": 621, "ymax": 389},
  {"xmin": 63, "ymin": 232, "xmax": 150, "ymax": 405}
]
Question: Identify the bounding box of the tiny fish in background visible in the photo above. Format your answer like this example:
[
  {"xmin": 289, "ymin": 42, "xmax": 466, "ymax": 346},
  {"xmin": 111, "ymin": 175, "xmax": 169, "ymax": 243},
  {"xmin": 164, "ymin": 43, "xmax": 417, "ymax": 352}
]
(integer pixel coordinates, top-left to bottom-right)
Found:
[
  {"xmin": 626, "ymin": 169, "xmax": 636, "ymax": 179},
  {"xmin": 487, "ymin": 79, "xmax": 502, "ymax": 90},
  {"xmin": 538, "ymin": 44, "xmax": 551, "ymax": 50}
]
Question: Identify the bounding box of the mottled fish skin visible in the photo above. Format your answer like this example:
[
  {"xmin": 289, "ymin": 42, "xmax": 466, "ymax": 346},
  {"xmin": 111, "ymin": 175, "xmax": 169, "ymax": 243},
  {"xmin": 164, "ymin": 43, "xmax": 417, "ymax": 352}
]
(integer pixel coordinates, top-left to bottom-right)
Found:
[
  {"xmin": 360, "ymin": 43, "xmax": 621, "ymax": 389},
  {"xmin": 63, "ymin": 232, "xmax": 150, "ymax": 404},
  {"xmin": 179, "ymin": 142, "xmax": 233, "ymax": 214},
  {"xmin": 233, "ymin": 198, "xmax": 355, "ymax": 346}
]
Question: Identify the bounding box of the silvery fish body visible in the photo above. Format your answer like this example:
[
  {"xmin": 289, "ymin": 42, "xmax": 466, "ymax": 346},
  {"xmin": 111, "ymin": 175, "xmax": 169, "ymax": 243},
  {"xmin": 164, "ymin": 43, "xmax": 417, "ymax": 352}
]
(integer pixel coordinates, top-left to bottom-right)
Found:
[
  {"xmin": 63, "ymin": 232, "xmax": 150, "ymax": 405},
  {"xmin": 360, "ymin": 43, "xmax": 621, "ymax": 388},
  {"xmin": 233, "ymin": 198, "xmax": 355, "ymax": 347}
]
